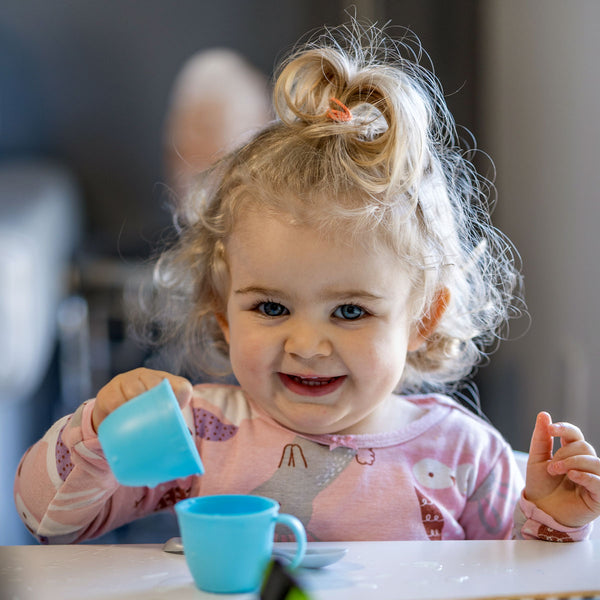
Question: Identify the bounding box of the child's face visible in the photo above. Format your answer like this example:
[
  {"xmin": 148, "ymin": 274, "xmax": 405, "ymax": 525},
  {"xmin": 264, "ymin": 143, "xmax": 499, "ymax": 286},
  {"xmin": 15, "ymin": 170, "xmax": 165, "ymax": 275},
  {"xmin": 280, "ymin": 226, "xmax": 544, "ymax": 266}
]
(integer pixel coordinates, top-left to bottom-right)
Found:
[{"xmin": 217, "ymin": 210, "xmax": 423, "ymax": 435}]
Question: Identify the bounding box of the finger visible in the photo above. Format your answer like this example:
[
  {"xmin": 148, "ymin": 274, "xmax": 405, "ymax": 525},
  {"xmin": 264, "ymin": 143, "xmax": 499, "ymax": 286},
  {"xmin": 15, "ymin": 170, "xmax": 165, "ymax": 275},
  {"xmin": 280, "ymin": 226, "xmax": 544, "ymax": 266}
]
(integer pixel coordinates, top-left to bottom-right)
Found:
[
  {"xmin": 566, "ymin": 470, "xmax": 600, "ymax": 505},
  {"xmin": 118, "ymin": 368, "xmax": 168, "ymax": 402},
  {"xmin": 552, "ymin": 440, "xmax": 597, "ymax": 463},
  {"xmin": 548, "ymin": 421, "xmax": 585, "ymax": 446},
  {"xmin": 94, "ymin": 371, "xmax": 154, "ymax": 430},
  {"xmin": 126, "ymin": 369, "xmax": 193, "ymax": 409},
  {"xmin": 528, "ymin": 411, "xmax": 554, "ymax": 463},
  {"xmin": 548, "ymin": 453, "xmax": 600, "ymax": 477}
]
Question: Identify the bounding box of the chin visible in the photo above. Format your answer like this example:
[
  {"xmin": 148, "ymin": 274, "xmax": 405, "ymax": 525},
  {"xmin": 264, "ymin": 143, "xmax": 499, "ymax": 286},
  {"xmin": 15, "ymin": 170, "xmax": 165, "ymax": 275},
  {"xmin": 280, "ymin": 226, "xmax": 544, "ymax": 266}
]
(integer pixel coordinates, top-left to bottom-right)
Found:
[{"xmin": 276, "ymin": 401, "xmax": 350, "ymax": 435}]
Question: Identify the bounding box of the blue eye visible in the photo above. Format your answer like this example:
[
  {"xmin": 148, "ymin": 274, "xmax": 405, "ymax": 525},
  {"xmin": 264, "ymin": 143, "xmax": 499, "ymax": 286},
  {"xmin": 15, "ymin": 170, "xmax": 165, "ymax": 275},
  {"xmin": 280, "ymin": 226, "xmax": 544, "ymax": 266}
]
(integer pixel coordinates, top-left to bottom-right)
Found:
[
  {"xmin": 257, "ymin": 301, "xmax": 288, "ymax": 317},
  {"xmin": 333, "ymin": 304, "xmax": 366, "ymax": 320}
]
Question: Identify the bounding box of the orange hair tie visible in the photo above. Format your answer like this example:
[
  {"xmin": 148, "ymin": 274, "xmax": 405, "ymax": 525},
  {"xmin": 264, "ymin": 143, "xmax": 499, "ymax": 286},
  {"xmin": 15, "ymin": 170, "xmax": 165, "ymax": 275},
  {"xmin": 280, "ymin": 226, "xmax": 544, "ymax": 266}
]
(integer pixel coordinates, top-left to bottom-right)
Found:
[{"xmin": 326, "ymin": 97, "xmax": 352, "ymax": 122}]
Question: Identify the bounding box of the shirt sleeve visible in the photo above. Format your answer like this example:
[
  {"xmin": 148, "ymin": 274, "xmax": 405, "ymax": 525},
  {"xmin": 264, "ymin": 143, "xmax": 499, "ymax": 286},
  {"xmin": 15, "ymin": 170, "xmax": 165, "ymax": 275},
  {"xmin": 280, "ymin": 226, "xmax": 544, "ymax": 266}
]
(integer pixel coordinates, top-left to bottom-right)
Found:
[
  {"xmin": 513, "ymin": 492, "xmax": 592, "ymax": 541},
  {"xmin": 13, "ymin": 399, "xmax": 197, "ymax": 544}
]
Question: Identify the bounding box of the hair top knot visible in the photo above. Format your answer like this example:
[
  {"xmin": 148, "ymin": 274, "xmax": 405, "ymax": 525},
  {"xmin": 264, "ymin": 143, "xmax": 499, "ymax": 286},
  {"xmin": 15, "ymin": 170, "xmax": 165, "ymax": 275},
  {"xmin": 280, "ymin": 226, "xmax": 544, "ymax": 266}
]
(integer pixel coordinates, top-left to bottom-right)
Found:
[{"xmin": 270, "ymin": 24, "xmax": 441, "ymax": 198}]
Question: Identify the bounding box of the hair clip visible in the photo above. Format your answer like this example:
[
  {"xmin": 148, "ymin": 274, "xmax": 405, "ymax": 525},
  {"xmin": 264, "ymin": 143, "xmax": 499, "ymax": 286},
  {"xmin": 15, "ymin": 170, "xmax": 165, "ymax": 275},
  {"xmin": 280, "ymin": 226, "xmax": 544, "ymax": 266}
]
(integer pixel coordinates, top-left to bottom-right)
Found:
[{"xmin": 326, "ymin": 97, "xmax": 352, "ymax": 122}]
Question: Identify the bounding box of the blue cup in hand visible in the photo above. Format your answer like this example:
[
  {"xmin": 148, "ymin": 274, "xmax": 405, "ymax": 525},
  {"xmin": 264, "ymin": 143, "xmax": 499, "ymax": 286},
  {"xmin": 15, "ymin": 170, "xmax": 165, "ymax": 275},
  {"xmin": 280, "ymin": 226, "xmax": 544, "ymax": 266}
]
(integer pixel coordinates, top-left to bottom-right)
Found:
[
  {"xmin": 175, "ymin": 494, "xmax": 307, "ymax": 594},
  {"xmin": 98, "ymin": 379, "xmax": 204, "ymax": 487}
]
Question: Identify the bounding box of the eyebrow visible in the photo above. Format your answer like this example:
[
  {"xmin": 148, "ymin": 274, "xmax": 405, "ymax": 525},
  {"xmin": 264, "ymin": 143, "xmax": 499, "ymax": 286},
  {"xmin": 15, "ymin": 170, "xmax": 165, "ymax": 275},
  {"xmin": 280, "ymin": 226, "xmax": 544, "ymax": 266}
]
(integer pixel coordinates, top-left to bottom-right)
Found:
[
  {"xmin": 234, "ymin": 286, "xmax": 284, "ymax": 298},
  {"xmin": 234, "ymin": 286, "xmax": 385, "ymax": 303}
]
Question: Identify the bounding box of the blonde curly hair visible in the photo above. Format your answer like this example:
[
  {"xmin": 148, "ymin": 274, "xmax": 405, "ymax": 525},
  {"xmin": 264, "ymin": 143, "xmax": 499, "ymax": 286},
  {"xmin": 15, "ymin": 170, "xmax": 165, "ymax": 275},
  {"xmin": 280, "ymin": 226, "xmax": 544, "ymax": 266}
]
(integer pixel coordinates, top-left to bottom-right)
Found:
[{"xmin": 135, "ymin": 21, "xmax": 524, "ymax": 393}]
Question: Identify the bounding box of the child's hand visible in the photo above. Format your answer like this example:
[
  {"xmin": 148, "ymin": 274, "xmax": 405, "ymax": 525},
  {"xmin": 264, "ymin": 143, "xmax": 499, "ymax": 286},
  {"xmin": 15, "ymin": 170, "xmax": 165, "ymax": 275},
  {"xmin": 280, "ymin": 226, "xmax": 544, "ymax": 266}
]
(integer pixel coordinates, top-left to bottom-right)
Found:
[
  {"xmin": 91, "ymin": 368, "xmax": 193, "ymax": 433},
  {"xmin": 524, "ymin": 411, "xmax": 600, "ymax": 528}
]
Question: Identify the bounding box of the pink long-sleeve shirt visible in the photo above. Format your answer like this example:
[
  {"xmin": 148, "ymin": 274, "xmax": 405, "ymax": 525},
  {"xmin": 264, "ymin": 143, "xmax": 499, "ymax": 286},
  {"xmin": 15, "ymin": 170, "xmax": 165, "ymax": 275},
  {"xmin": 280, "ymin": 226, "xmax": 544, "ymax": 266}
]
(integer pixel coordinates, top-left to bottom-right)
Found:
[{"xmin": 14, "ymin": 385, "xmax": 590, "ymax": 543}]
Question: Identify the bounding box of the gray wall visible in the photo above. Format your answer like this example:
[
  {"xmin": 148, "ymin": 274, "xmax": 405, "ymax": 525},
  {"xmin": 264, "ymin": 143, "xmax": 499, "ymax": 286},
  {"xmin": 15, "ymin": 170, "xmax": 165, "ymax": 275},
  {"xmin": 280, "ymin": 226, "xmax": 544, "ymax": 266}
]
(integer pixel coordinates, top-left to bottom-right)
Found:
[{"xmin": 479, "ymin": 0, "xmax": 600, "ymax": 451}]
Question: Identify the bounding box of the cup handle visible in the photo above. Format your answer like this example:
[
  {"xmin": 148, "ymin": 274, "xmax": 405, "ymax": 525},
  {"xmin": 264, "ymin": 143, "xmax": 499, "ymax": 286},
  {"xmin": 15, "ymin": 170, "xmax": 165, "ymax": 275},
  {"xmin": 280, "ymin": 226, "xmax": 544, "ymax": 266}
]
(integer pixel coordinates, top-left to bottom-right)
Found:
[{"xmin": 275, "ymin": 514, "xmax": 307, "ymax": 570}]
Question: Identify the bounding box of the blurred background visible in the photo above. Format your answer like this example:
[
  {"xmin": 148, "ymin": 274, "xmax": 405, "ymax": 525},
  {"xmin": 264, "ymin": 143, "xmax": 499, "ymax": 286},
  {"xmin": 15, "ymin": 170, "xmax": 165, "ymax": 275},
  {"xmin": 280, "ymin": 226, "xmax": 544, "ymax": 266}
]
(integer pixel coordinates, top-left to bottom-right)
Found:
[{"xmin": 1, "ymin": 0, "xmax": 598, "ymax": 545}]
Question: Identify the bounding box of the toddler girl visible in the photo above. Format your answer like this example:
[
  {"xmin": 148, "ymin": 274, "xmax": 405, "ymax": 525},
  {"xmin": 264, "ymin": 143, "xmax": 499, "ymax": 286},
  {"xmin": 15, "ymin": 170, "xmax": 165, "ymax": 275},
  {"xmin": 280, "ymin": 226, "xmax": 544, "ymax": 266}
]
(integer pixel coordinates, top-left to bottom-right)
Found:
[{"xmin": 15, "ymin": 22, "xmax": 599, "ymax": 544}]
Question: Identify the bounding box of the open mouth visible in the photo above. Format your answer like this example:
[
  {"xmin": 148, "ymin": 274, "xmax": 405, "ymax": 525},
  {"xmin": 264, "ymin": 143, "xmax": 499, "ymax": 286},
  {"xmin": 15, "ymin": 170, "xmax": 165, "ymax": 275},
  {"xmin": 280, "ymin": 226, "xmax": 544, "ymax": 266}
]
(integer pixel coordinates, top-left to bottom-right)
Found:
[{"xmin": 278, "ymin": 373, "xmax": 346, "ymax": 397}]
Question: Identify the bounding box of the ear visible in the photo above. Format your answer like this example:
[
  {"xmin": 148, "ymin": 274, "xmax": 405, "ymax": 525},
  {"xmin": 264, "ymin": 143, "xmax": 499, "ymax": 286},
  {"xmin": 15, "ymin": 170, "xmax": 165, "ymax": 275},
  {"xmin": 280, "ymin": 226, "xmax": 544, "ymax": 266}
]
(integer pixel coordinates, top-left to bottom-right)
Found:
[
  {"xmin": 215, "ymin": 312, "xmax": 230, "ymax": 344},
  {"xmin": 408, "ymin": 288, "xmax": 450, "ymax": 352}
]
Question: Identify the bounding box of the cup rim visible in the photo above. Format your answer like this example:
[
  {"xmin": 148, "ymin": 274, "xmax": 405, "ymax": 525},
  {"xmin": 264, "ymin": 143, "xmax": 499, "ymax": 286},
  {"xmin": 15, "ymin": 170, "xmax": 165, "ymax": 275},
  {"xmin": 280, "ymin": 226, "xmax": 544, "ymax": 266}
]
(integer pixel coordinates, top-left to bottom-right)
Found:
[{"xmin": 175, "ymin": 494, "xmax": 278, "ymax": 519}]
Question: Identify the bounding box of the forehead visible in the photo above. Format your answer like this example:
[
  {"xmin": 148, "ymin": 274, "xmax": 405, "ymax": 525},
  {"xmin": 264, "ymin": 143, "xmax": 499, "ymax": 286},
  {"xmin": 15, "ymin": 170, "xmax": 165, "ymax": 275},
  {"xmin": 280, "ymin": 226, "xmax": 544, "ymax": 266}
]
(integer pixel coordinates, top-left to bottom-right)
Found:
[
  {"xmin": 227, "ymin": 186, "xmax": 402, "ymax": 252},
  {"xmin": 228, "ymin": 208, "xmax": 379, "ymax": 258},
  {"xmin": 225, "ymin": 210, "xmax": 412, "ymax": 297}
]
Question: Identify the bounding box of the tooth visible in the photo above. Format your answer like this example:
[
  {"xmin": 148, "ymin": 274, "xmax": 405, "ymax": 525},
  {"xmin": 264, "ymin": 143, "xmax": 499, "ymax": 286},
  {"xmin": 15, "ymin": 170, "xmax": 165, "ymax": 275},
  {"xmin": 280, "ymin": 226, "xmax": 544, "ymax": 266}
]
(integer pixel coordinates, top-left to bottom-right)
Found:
[{"xmin": 289, "ymin": 375, "xmax": 337, "ymax": 386}]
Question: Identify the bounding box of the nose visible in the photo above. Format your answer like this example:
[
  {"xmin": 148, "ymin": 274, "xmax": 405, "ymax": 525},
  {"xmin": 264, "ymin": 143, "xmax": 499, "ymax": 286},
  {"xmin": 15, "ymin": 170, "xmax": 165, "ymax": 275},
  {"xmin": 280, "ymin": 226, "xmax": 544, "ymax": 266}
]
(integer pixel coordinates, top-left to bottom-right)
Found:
[{"xmin": 283, "ymin": 319, "xmax": 333, "ymax": 359}]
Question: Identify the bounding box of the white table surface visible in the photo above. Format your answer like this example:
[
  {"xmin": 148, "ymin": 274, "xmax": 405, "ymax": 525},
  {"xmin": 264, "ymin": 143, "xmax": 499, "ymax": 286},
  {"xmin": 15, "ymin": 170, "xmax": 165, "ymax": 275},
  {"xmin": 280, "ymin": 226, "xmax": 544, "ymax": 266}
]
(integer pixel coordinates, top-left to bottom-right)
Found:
[{"xmin": 1, "ymin": 540, "xmax": 599, "ymax": 600}]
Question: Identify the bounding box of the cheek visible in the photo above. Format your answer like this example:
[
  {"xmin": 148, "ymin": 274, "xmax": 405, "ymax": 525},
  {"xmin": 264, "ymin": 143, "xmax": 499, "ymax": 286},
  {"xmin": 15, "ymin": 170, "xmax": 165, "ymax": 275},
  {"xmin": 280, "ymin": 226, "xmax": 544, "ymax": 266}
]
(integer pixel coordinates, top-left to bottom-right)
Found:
[
  {"xmin": 354, "ymin": 327, "xmax": 409, "ymax": 379},
  {"xmin": 228, "ymin": 322, "xmax": 275, "ymax": 371}
]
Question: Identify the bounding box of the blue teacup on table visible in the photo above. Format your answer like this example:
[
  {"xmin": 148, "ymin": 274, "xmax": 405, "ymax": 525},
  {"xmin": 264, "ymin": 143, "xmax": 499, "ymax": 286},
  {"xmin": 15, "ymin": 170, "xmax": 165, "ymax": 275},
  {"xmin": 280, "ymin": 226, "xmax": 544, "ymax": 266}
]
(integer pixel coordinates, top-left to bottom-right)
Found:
[
  {"xmin": 98, "ymin": 379, "xmax": 204, "ymax": 487},
  {"xmin": 175, "ymin": 495, "xmax": 307, "ymax": 594}
]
